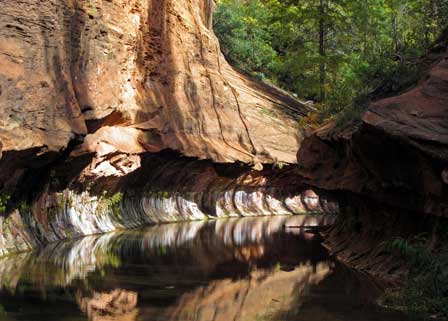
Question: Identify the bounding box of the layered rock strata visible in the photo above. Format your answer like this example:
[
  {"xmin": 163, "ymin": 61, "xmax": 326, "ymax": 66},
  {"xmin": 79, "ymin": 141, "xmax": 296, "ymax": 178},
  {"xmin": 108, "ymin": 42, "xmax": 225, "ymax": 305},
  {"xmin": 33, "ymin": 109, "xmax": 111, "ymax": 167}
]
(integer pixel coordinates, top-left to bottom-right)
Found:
[{"xmin": 0, "ymin": 0, "xmax": 319, "ymax": 257}]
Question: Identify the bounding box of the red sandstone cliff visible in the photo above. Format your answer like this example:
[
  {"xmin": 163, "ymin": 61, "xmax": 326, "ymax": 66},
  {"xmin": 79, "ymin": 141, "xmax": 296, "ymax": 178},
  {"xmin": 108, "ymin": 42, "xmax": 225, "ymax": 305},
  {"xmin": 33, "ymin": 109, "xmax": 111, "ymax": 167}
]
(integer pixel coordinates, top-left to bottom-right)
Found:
[{"xmin": 0, "ymin": 0, "xmax": 310, "ymax": 191}]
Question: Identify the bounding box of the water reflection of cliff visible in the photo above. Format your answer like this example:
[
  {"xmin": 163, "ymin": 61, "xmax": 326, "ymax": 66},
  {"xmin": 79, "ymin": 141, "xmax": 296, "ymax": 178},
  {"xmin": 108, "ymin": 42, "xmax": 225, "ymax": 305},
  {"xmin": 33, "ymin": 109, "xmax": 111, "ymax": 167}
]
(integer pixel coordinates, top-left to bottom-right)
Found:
[
  {"xmin": 0, "ymin": 215, "xmax": 406, "ymax": 321},
  {"xmin": 0, "ymin": 215, "xmax": 332, "ymax": 290}
]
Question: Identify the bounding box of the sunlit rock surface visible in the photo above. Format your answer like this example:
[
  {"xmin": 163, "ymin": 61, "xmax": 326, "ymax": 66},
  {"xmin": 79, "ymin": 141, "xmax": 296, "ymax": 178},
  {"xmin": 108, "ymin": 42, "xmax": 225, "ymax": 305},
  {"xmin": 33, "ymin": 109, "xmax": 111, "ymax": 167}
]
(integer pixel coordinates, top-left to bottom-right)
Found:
[
  {"xmin": 0, "ymin": 0, "xmax": 312, "ymax": 193},
  {"xmin": 0, "ymin": 0, "xmax": 318, "ymax": 259}
]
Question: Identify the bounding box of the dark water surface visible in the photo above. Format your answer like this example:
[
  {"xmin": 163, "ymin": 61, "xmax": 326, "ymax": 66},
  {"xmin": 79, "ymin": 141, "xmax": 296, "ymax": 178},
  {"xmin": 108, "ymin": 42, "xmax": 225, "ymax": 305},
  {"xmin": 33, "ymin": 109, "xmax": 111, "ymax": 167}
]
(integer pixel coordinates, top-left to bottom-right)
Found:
[{"xmin": 0, "ymin": 216, "xmax": 407, "ymax": 321}]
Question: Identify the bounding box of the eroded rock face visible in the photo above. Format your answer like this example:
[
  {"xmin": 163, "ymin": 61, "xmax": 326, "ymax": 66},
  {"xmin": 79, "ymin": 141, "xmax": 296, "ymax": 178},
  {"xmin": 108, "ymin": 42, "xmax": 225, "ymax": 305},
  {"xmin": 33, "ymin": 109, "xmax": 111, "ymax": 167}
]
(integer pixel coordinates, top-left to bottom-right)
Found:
[
  {"xmin": 0, "ymin": 0, "xmax": 310, "ymax": 192},
  {"xmin": 0, "ymin": 153, "xmax": 337, "ymax": 256}
]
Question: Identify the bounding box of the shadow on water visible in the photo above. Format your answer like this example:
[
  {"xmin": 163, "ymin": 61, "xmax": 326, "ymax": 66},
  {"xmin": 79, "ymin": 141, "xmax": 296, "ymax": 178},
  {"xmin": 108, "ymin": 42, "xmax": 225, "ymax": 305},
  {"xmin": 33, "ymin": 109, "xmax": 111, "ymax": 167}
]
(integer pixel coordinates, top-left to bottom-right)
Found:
[{"xmin": 0, "ymin": 216, "xmax": 407, "ymax": 321}]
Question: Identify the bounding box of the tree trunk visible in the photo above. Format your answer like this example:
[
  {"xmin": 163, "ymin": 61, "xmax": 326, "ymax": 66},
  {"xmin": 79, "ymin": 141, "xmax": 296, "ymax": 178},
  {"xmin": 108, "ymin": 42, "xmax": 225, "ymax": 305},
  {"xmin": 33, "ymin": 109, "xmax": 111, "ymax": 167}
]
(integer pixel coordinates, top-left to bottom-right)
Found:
[{"xmin": 319, "ymin": 0, "xmax": 326, "ymax": 102}]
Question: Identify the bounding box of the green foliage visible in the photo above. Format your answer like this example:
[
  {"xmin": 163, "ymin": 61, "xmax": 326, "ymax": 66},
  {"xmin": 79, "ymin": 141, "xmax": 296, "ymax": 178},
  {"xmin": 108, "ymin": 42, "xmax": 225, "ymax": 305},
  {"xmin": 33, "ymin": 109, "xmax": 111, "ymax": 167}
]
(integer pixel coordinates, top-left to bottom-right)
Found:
[
  {"xmin": 214, "ymin": 0, "xmax": 448, "ymax": 123},
  {"xmin": 109, "ymin": 192, "xmax": 123, "ymax": 206},
  {"xmin": 383, "ymin": 235, "xmax": 448, "ymax": 320},
  {"xmin": 101, "ymin": 191, "xmax": 123, "ymax": 216},
  {"xmin": 274, "ymin": 162, "xmax": 285, "ymax": 170},
  {"xmin": 57, "ymin": 193, "xmax": 67, "ymax": 209},
  {"xmin": 18, "ymin": 200, "xmax": 30, "ymax": 213},
  {"xmin": 0, "ymin": 193, "xmax": 33, "ymax": 215},
  {"xmin": 154, "ymin": 191, "xmax": 171, "ymax": 199},
  {"xmin": 332, "ymin": 94, "xmax": 371, "ymax": 128},
  {"xmin": 0, "ymin": 194, "xmax": 11, "ymax": 215},
  {"xmin": 274, "ymin": 261, "xmax": 282, "ymax": 272},
  {"xmin": 87, "ymin": 0, "xmax": 98, "ymax": 17},
  {"xmin": 214, "ymin": 0, "xmax": 277, "ymax": 77},
  {"xmin": 86, "ymin": 181, "xmax": 94, "ymax": 192},
  {"xmin": 385, "ymin": 235, "xmax": 432, "ymax": 264},
  {"xmin": 259, "ymin": 107, "xmax": 274, "ymax": 117}
]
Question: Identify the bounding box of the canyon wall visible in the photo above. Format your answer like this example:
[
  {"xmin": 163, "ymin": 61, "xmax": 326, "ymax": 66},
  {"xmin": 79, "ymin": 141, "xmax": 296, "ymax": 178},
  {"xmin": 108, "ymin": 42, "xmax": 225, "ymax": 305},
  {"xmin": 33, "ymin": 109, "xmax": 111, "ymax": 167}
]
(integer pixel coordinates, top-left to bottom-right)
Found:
[
  {"xmin": 0, "ymin": 0, "xmax": 318, "ymax": 255},
  {"xmin": 0, "ymin": 0, "xmax": 311, "ymax": 194}
]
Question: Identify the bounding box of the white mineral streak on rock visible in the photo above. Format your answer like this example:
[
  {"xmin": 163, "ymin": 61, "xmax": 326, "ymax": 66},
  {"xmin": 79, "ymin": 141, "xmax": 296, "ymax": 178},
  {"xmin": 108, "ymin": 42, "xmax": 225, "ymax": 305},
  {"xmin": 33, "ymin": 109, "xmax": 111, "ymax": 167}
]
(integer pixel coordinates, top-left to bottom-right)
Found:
[
  {"xmin": 177, "ymin": 195, "xmax": 206, "ymax": 220},
  {"xmin": 284, "ymin": 195, "xmax": 306, "ymax": 213},
  {"xmin": 0, "ymin": 211, "xmax": 35, "ymax": 256},
  {"xmin": 0, "ymin": 187, "xmax": 336, "ymax": 257},
  {"xmin": 217, "ymin": 190, "xmax": 240, "ymax": 217}
]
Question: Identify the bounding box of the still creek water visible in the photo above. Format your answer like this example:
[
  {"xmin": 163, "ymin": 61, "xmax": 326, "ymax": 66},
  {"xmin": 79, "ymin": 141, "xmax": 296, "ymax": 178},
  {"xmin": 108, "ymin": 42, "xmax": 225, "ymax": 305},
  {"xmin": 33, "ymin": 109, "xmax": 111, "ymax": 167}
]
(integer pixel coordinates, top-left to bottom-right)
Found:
[{"xmin": 0, "ymin": 215, "xmax": 407, "ymax": 321}]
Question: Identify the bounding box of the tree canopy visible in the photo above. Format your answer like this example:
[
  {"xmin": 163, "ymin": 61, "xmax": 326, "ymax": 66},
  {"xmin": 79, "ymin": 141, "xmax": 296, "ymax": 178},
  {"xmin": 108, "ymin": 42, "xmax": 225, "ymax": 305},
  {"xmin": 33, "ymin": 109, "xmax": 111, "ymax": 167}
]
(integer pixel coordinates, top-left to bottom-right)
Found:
[{"xmin": 214, "ymin": 0, "xmax": 448, "ymax": 122}]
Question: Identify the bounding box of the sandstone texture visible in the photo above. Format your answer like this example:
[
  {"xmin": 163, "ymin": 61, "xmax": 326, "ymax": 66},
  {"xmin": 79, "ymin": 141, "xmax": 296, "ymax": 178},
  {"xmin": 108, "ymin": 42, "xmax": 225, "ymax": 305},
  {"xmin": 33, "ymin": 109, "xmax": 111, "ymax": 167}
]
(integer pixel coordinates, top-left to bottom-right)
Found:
[
  {"xmin": 0, "ymin": 0, "xmax": 320, "ymax": 257},
  {"xmin": 0, "ymin": 0, "xmax": 310, "ymax": 192}
]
